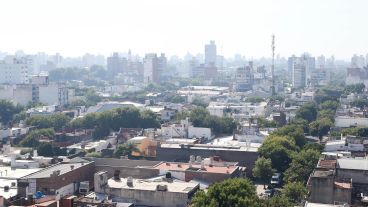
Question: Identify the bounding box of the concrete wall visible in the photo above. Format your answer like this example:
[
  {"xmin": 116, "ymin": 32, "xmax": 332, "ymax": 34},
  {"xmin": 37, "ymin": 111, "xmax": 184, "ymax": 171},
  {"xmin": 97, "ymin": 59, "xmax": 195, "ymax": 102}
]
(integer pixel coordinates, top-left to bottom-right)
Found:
[
  {"xmin": 337, "ymin": 169, "xmax": 368, "ymax": 184},
  {"xmin": 188, "ymin": 126, "xmax": 211, "ymax": 139},
  {"xmin": 308, "ymin": 176, "xmax": 334, "ymax": 204},
  {"xmin": 19, "ymin": 162, "xmax": 95, "ymax": 197},
  {"xmin": 156, "ymin": 147, "xmax": 258, "ymax": 177},
  {"xmin": 333, "ymin": 187, "xmax": 351, "ymax": 204},
  {"xmin": 95, "ymin": 166, "xmax": 159, "ymax": 179},
  {"xmin": 335, "ymin": 116, "xmax": 368, "ymax": 128},
  {"xmin": 110, "ymin": 187, "xmax": 198, "ymax": 207}
]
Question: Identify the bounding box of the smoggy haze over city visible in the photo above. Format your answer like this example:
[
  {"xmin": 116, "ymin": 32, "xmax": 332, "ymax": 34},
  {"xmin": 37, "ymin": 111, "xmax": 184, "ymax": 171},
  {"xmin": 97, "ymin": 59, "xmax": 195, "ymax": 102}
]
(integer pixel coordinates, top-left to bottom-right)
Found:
[{"xmin": 0, "ymin": 0, "xmax": 367, "ymax": 59}]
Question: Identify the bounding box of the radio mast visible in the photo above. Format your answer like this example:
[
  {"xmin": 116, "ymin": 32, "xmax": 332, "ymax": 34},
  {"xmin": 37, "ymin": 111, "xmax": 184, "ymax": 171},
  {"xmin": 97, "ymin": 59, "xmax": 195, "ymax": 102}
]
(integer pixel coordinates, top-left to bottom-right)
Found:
[{"xmin": 271, "ymin": 34, "xmax": 275, "ymax": 95}]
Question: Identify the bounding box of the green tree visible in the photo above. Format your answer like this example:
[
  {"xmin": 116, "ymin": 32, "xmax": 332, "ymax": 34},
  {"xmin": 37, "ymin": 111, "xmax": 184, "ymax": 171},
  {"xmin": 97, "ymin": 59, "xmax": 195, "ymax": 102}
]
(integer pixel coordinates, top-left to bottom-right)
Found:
[
  {"xmin": 19, "ymin": 128, "xmax": 55, "ymax": 147},
  {"xmin": 283, "ymin": 149, "xmax": 320, "ymax": 183},
  {"xmin": 317, "ymin": 109, "xmax": 335, "ymax": 122},
  {"xmin": 344, "ymin": 83, "xmax": 365, "ymax": 94},
  {"xmin": 264, "ymin": 195, "xmax": 293, "ymax": 207},
  {"xmin": 37, "ymin": 142, "xmax": 54, "ymax": 157},
  {"xmin": 309, "ymin": 117, "xmax": 333, "ymax": 138},
  {"xmin": 25, "ymin": 113, "xmax": 71, "ymax": 131},
  {"xmin": 253, "ymin": 157, "xmax": 275, "ymax": 188},
  {"xmin": 191, "ymin": 96, "xmax": 209, "ymax": 107},
  {"xmin": 282, "ymin": 182, "xmax": 308, "ymax": 204},
  {"xmin": 257, "ymin": 118, "xmax": 277, "ymax": 128},
  {"xmin": 0, "ymin": 100, "xmax": 23, "ymax": 125},
  {"xmin": 351, "ymin": 98, "xmax": 368, "ymax": 109},
  {"xmin": 272, "ymin": 125, "xmax": 306, "ymax": 148},
  {"xmin": 258, "ymin": 136, "xmax": 298, "ymax": 172},
  {"xmin": 295, "ymin": 102, "xmax": 318, "ymax": 123},
  {"xmin": 191, "ymin": 178, "xmax": 259, "ymax": 207},
  {"xmin": 114, "ymin": 143, "xmax": 139, "ymax": 158},
  {"xmin": 319, "ymin": 100, "xmax": 339, "ymax": 111}
]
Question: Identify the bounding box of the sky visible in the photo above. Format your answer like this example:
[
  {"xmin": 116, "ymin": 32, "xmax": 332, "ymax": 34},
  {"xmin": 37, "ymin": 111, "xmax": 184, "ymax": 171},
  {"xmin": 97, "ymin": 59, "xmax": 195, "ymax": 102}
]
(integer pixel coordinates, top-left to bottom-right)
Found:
[{"xmin": 0, "ymin": 0, "xmax": 367, "ymax": 60}]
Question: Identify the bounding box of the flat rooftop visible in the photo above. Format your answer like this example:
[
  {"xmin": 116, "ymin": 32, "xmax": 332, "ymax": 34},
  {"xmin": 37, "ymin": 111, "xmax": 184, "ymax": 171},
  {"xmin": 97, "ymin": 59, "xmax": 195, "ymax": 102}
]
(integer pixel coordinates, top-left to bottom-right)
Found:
[
  {"xmin": 22, "ymin": 161, "xmax": 91, "ymax": 179},
  {"xmin": 108, "ymin": 177, "xmax": 198, "ymax": 194},
  {"xmin": 337, "ymin": 158, "xmax": 368, "ymax": 171},
  {"xmin": 311, "ymin": 169, "xmax": 334, "ymax": 178},
  {"xmin": 0, "ymin": 166, "xmax": 41, "ymax": 179},
  {"xmin": 153, "ymin": 162, "xmax": 237, "ymax": 174},
  {"xmin": 305, "ymin": 202, "xmax": 347, "ymax": 207},
  {"xmin": 160, "ymin": 143, "xmax": 259, "ymax": 152},
  {"xmin": 0, "ymin": 166, "xmax": 41, "ymax": 199}
]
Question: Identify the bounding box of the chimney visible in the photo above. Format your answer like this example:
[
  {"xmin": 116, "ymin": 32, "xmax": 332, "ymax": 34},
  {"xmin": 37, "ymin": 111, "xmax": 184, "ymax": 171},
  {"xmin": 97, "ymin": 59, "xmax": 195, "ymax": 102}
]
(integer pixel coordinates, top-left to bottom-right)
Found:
[
  {"xmin": 127, "ymin": 177, "xmax": 133, "ymax": 187},
  {"xmin": 10, "ymin": 155, "xmax": 16, "ymax": 168},
  {"xmin": 190, "ymin": 155, "xmax": 195, "ymax": 163},
  {"xmin": 113, "ymin": 170, "xmax": 120, "ymax": 180},
  {"xmin": 201, "ymin": 161, "xmax": 205, "ymax": 170},
  {"xmin": 196, "ymin": 156, "xmax": 202, "ymax": 163}
]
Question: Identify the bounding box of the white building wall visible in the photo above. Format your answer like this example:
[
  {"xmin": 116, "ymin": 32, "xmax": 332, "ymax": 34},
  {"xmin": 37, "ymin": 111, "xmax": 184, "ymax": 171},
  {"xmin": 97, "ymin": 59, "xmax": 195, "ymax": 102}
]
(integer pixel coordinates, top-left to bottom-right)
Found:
[
  {"xmin": 188, "ymin": 126, "xmax": 211, "ymax": 139},
  {"xmin": 13, "ymin": 85, "xmax": 34, "ymax": 106},
  {"xmin": 39, "ymin": 84, "xmax": 59, "ymax": 105},
  {"xmin": 55, "ymin": 183, "xmax": 75, "ymax": 198},
  {"xmin": 335, "ymin": 116, "xmax": 368, "ymax": 128}
]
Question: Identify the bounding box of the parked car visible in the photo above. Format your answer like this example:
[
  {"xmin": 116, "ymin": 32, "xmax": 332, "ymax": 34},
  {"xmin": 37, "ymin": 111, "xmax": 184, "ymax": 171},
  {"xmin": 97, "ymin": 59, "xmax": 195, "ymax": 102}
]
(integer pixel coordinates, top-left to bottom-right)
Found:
[
  {"xmin": 264, "ymin": 188, "xmax": 275, "ymax": 198},
  {"xmin": 270, "ymin": 173, "xmax": 282, "ymax": 186}
]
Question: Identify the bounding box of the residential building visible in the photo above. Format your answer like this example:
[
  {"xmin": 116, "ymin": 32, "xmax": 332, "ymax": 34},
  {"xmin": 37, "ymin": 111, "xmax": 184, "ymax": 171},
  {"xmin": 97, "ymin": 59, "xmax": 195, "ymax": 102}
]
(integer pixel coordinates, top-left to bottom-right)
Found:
[
  {"xmin": 156, "ymin": 142, "xmax": 259, "ymax": 176},
  {"xmin": 233, "ymin": 63, "xmax": 253, "ymax": 92},
  {"xmin": 205, "ymin": 41, "xmax": 217, "ymax": 67},
  {"xmin": 292, "ymin": 57, "xmax": 307, "ymax": 89},
  {"xmin": 18, "ymin": 158, "xmax": 95, "ymax": 198},
  {"xmin": 0, "ymin": 56, "xmax": 29, "ymax": 84},
  {"xmin": 94, "ymin": 171, "xmax": 199, "ymax": 207},
  {"xmin": 107, "ymin": 53, "xmax": 127, "ymax": 76},
  {"xmin": 143, "ymin": 53, "xmax": 165, "ymax": 84},
  {"xmin": 160, "ymin": 118, "xmax": 212, "ymax": 140}
]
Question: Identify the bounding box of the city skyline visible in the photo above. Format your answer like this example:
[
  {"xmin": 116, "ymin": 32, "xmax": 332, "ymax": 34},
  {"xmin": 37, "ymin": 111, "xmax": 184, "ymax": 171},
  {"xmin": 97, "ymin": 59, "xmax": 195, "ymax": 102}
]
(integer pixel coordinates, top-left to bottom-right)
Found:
[{"xmin": 0, "ymin": 0, "xmax": 367, "ymax": 60}]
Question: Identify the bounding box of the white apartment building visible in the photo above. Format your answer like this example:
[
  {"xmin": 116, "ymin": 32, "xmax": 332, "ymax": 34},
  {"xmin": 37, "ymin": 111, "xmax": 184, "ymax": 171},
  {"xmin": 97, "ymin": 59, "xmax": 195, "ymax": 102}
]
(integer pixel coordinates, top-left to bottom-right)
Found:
[
  {"xmin": 0, "ymin": 75, "xmax": 68, "ymax": 106},
  {"xmin": 0, "ymin": 56, "xmax": 29, "ymax": 84}
]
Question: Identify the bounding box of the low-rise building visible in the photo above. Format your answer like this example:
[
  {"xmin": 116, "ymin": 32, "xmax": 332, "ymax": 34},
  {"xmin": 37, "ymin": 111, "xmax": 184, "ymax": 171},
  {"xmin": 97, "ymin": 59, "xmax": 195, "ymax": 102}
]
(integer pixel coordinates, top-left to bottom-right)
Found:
[
  {"xmin": 94, "ymin": 171, "xmax": 199, "ymax": 207},
  {"xmin": 18, "ymin": 158, "xmax": 95, "ymax": 198}
]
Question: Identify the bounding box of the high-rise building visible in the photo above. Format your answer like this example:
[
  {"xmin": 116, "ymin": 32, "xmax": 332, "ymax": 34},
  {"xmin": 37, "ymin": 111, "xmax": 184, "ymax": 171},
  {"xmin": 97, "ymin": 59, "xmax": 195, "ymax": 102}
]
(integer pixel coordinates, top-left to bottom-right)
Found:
[
  {"xmin": 143, "ymin": 53, "xmax": 166, "ymax": 84},
  {"xmin": 205, "ymin": 41, "xmax": 217, "ymax": 67},
  {"xmin": 0, "ymin": 56, "xmax": 29, "ymax": 84},
  {"xmin": 233, "ymin": 62, "xmax": 254, "ymax": 92},
  {"xmin": 288, "ymin": 55, "xmax": 297, "ymax": 80},
  {"xmin": 317, "ymin": 55, "xmax": 326, "ymax": 69},
  {"xmin": 351, "ymin": 54, "xmax": 366, "ymax": 68},
  {"xmin": 292, "ymin": 58, "xmax": 307, "ymax": 89},
  {"xmin": 107, "ymin": 53, "xmax": 127, "ymax": 76}
]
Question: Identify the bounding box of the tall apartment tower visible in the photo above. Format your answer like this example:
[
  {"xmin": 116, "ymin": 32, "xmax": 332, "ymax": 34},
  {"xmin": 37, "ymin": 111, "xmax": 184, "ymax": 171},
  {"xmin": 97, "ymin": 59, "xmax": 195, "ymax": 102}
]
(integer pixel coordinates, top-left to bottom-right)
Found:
[
  {"xmin": 205, "ymin": 41, "xmax": 217, "ymax": 67},
  {"xmin": 107, "ymin": 52, "xmax": 127, "ymax": 76},
  {"xmin": 0, "ymin": 56, "xmax": 29, "ymax": 84},
  {"xmin": 143, "ymin": 53, "xmax": 159, "ymax": 84},
  {"xmin": 292, "ymin": 58, "xmax": 307, "ymax": 89}
]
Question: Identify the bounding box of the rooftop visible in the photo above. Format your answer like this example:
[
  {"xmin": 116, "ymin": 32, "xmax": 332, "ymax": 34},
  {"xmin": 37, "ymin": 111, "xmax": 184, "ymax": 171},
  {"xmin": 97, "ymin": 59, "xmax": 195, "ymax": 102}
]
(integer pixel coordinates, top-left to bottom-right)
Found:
[
  {"xmin": 159, "ymin": 142, "xmax": 259, "ymax": 152},
  {"xmin": 107, "ymin": 177, "xmax": 199, "ymax": 194},
  {"xmin": 0, "ymin": 166, "xmax": 40, "ymax": 179},
  {"xmin": 153, "ymin": 162, "xmax": 238, "ymax": 174},
  {"xmin": 22, "ymin": 159, "xmax": 91, "ymax": 179},
  {"xmin": 337, "ymin": 158, "xmax": 368, "ymax": 171},
  {"xmin": 311, "ymin": 169, "xmax": 334, "ymax": 178},
  {"xmin": 305, "ymin": 202, "xmax": 348, "ymax": 207},
  {"xmin": 318, "ymin": 159, "xmax": 337, "ymax": 169}
]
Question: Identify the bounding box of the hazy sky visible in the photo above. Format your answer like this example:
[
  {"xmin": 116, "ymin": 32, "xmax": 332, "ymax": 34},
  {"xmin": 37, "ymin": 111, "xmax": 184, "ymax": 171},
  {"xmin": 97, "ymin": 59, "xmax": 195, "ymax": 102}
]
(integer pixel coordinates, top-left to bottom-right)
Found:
[{"xmin": 0, "ymin": 0, "xmax": 367, "ymax": 59}]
